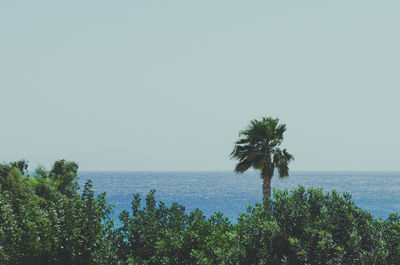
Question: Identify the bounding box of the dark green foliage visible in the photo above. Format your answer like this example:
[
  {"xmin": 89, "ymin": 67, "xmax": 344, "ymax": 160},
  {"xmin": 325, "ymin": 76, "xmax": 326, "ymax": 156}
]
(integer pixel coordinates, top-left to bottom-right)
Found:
[
  {"xmin": 50, "ymin": 159, "xmax": 79, "ymax": 197},
  {"xmin": 235, "ymin": 187, "xmax": 389, "ymax": 264},
  {"xmin": 383, "ymin": 213, "xmax": 400, "ymax": 264},
  {"xmin": 111, "ymin": 187, "xmax": 400, "ymax": 265},
  {"xmin": 0, "ymin": 160, "xmax": 113, "ymax": 265},
  {"xmin": 0, "ymin": 160, "xmax": 399, "ymax": 264},
  {"xmin": 113, "ymin": 191, "xmax": 238, "ymax": 265}
]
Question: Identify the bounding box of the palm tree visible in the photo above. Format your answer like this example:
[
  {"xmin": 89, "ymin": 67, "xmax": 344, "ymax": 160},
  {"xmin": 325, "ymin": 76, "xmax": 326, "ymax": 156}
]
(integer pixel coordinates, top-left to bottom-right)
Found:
[{"xmin": 231, "ymin": 117, "xmax": 294, "ymax": 198}]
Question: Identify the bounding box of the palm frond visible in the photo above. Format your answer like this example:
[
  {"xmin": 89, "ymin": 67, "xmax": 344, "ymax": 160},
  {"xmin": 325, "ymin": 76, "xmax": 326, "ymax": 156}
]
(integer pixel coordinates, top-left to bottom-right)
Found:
[
  {"xmin": 234, "ymin": 159, "xmax": 252, "ymax": 173},
  {"xmin": 274, "ymin": 124, "xmax": 286, "ymax": 142},
  {"xmin": 273, "ymin": 148, "xmax": 294, "ymax": 179}
]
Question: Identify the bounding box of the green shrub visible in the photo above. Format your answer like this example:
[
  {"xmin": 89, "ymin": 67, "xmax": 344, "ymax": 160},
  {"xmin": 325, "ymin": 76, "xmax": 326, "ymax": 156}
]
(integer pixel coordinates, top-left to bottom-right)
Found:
[
  {"xmin": 0, "ymin": 160, "xmax": 113, "ymax": 265},
  {"xmin": 1, "ymin": 160, "xmax": 399, "ymax": 264}
]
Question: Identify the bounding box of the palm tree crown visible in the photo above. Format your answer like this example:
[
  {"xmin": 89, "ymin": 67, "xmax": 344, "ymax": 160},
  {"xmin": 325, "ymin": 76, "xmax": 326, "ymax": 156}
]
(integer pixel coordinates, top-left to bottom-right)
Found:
[{"xmin": 231, "ymin": 117, "xmax": 294, "ymax": 197}]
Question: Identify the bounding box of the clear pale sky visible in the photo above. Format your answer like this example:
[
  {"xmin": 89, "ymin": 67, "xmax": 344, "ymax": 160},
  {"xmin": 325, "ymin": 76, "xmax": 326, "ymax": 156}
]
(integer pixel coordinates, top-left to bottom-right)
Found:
[{"xmin": 1, "ymin": 1, "xmax": 400, "ymax": 171}]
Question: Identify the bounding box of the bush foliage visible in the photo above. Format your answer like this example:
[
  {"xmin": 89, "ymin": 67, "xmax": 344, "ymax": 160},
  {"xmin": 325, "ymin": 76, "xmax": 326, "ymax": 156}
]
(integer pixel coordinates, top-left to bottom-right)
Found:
[{"xmin": 0, "ymin": 160, "xmax": 399, "ymax": 264}]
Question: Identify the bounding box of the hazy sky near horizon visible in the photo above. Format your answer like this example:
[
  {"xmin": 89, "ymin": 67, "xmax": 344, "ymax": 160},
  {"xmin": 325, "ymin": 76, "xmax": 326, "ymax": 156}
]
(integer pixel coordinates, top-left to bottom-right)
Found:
[{"xmin": 1, "ymin": 1, "xmax": 400, "ymax": 171}]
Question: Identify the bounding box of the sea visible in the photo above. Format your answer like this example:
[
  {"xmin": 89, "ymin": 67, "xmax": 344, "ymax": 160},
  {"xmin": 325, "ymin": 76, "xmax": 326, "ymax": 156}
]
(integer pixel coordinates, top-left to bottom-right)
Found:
[{"xmin": 78, "ymin": 171, "xmax": 400, "ymax": 222}]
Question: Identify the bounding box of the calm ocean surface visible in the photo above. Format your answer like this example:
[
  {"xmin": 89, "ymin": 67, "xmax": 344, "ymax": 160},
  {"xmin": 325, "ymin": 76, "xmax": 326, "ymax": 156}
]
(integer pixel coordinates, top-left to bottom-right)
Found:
[{"xmin": 78, "ymin": 171, "xmax": 400, "ymax": 222}]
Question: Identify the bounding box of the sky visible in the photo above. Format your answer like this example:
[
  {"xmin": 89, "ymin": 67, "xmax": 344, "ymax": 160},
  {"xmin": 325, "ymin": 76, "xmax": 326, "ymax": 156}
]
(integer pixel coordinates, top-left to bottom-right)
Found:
[{"xmin": 1, "ymin": 1, "xmax": 400, "ymax": 171}]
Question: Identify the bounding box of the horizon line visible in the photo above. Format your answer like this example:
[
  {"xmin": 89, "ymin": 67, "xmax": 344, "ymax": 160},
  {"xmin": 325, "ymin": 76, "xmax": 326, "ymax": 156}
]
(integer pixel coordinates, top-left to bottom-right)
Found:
[{"xmin": 77, "ymin": 169, "xmax": 400, "ymax": 173}]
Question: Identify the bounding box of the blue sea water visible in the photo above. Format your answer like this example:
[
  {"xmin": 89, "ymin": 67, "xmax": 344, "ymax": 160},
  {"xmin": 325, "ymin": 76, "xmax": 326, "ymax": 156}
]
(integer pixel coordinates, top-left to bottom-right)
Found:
[{"xmin": 78, "ymin": 171, "xmax": 400, "ymax": 222}]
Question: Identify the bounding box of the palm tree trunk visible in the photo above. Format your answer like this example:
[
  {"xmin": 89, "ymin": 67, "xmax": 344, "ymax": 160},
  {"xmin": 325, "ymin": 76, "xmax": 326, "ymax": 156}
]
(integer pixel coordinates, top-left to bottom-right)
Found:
[{"xmin": 262, "ymin": 175, "xmax": 272, "ymax": 197}]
